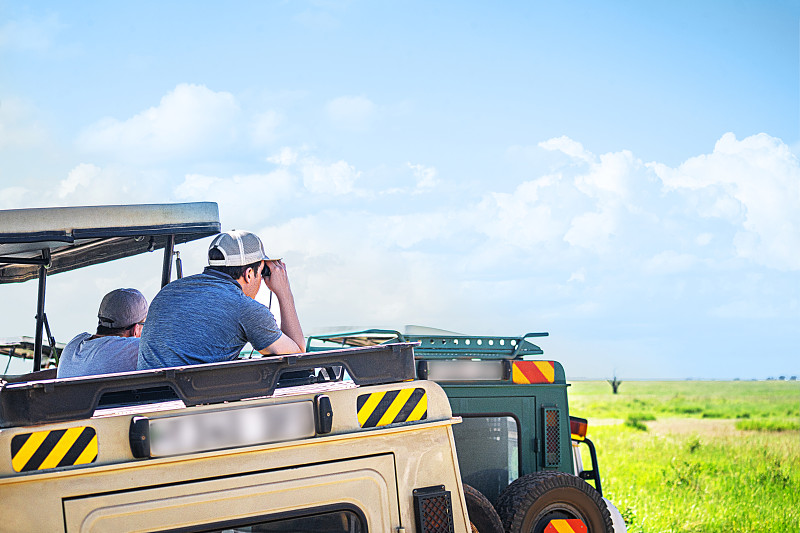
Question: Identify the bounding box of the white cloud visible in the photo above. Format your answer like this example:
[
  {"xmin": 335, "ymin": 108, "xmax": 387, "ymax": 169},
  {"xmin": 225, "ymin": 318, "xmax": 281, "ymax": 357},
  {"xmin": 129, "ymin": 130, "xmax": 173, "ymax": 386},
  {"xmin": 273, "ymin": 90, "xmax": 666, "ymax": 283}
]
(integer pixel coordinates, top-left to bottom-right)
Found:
[
  {"xmin": 301, "ymin": 159, "xmax": 360, "ymax": 195},
  {"xmin": 539, "ymin": 136, "xmax": 595, "ymax": 164},
  {"xmin": 0, "ymin": 186, "xmax": 30, "ymax": 209},
  {"xmin": 407, "ymin": 163, "xmax": 438, "ymax": 191},
  {"xmin": 325, "ymin": 95, "xmax": 376, "ymax": 131},
  {"xmin": 652, "ymin": 133, "xmax": 800, "ymax": 270},
  {"xmin": 0, "ymin": 14, "xmax": 62, "ymax": 51},
  {"xmin": 251, "ymin": 110, "xmax": 282, "ymax": 146},
  {"xmin": 53, "ymin": 163, "xmax": 167, "ymax": 205},
  {"xmin": 268, "ymin": 147, "xmax": 299, "ymax": 166},
  {"xmin": 644, "ymin": 250, "xmax": 698, "ymax": 275},
  {"xmin": 58, "ymin": 163, "xmax": 99, "ymax": 197},
  {"xmin": 575, "ymin": 150, "xmax": 639, "ymax": 201},
  {"xmin": 256, "ymin": 212, "xmax": 474, "ymax": 330},
  {"xmin": 568, "ymin": 268, "xmax": 586, "ymax": 283},
  {"xmin": 696, "ymin": 233, "xmax": 713, "ymax": 246},
  {"xmin": 479, "ymin": 183, "xmax": 563, "ymax": 249},
  {"xmin": 174, "ymin": 170, "xmax": 298, "ymax": 228},
  {"xmin": 0, "ymin": 97, "xmax": 48, "ymax": 148},
  {"xmin": 76, "ymin": 84, "xmax": 240, "ymax": 162},
  {"xmin": 1, "ymin": 162, "xmax": 172, "ymax": 209},
  {"xmin": 564, "ymin": 208, "xmax": 617, "ymax": 252}
]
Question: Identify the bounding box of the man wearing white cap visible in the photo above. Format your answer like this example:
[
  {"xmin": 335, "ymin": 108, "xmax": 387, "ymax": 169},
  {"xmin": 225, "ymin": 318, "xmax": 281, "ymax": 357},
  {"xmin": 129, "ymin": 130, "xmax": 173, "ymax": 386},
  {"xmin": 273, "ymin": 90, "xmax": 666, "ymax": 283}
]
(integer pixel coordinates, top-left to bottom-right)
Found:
[
  {"xmin": 57, "ymin": 288, "xmax": 148, "ymax": 378},
  {"xmin": 137, "ymin": 230, "xmax": 304, "ymax": 369}
]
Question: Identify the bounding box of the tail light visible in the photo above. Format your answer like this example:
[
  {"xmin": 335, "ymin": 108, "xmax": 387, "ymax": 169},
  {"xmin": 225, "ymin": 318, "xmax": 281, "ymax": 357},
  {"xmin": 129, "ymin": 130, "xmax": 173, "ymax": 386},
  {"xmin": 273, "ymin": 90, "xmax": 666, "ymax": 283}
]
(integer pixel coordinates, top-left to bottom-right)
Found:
[{"xmin": 570, "ymin": 416, "xmax": 588, "ymax": 441}]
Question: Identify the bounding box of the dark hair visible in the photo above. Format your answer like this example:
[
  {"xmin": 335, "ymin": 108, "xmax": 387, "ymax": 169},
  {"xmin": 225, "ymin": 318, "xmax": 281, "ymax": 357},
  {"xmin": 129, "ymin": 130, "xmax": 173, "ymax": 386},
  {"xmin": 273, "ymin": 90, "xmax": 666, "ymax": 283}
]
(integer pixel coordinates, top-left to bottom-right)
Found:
[
  {"xmin": 96, "ymin": 323, "xmax": 137, "ymax": 336},
  {"xmin": 208, "ymin": 248, "xmax": 262, "ymax": 280}
]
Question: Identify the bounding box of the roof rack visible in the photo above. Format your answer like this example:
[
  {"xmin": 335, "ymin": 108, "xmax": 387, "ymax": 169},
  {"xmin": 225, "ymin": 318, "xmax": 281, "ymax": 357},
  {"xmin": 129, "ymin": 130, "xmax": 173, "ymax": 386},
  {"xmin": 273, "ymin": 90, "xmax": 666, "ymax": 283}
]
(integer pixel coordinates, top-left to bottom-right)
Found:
[
  {"xmin": 306, "ymin": 329, "xmax": 549, "ymax": 359},
  {"xmin": 0, "ymin": 343, "xmax": 416, "ymax": 428}
]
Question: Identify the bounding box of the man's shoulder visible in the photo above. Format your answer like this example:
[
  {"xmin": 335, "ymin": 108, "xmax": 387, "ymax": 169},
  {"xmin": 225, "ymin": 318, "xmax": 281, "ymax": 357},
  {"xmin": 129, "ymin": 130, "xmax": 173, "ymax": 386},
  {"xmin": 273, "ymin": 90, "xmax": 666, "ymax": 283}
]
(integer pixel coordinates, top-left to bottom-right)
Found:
[
  {"xmin": 67, "ymin": 332, "xmax": 92, "ymax": 344},
  {"xmin": 81, "ymin": 335, "xmax": 139, "ymax": 353}
]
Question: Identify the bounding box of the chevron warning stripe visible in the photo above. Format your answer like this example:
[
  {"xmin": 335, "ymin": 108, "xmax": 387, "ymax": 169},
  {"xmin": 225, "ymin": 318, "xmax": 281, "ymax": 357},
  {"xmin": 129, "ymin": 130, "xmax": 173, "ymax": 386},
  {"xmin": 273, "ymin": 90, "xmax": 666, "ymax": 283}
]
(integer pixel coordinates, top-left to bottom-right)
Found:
[
  {"xmin": 543, "ymin": 518, "xmax": 587, "ymax": 533},
  {"xmin": 11, "ymin": 426, "xmax": 97, "ymax": 473},
  {"xmin": 512, "ymin": 361, "xmax": 555, "ymax": 384},
  {"xmin": 357, "ymin": 387, "xmax": 427, "ymax": 428}
]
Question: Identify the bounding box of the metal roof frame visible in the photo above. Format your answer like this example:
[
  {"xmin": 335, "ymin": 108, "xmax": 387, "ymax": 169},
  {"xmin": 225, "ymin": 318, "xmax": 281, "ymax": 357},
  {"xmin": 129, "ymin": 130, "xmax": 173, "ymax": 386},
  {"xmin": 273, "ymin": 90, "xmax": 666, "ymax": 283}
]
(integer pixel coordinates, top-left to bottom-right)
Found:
[{"xmin": 0, "ymin": 202, "xmax": 221, "ymax": 371}]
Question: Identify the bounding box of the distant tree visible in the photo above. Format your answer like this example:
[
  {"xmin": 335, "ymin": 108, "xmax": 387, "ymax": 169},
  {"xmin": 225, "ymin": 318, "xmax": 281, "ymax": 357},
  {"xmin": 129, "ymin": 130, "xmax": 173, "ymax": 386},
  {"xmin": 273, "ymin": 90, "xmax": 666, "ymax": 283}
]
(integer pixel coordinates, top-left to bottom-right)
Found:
[
  {"xmin": 790, "ymin": 376, "xmax": 797, "ymax": 381},
  {"xmin": 608, "ymin": 374, "xmax": 622, "ymax": 394}
]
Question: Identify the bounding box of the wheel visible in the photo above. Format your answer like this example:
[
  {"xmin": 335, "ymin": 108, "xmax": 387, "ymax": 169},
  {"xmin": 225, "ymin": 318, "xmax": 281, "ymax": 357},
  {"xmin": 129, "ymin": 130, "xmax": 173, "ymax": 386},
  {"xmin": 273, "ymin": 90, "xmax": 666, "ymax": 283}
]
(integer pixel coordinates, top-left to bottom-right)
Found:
[
  {"xmin": 495, "ymin": 472, "xmax": 613, "ymax": 533},
  {"xmin": 463, "ymin": 483, "xmax": 504, "ymax": 533}
]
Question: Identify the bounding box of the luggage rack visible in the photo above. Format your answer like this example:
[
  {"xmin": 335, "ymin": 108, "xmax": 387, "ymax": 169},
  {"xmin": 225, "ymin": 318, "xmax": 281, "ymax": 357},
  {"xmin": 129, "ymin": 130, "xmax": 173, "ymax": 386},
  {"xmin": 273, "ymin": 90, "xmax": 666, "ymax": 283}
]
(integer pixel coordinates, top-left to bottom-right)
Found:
[
  {"xmin": 0, "ymin": 343, "xmax": 416, "ymax": 428},
  {"xmin": 306, "ymin": 329, "xmax": 549, "ymax": 359}
]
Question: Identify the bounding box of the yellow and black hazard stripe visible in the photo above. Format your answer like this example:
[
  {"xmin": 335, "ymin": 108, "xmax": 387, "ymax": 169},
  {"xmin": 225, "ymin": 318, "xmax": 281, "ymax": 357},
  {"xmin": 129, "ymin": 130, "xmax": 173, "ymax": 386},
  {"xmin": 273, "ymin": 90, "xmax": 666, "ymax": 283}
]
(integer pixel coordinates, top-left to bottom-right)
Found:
[
  {"xmin": 11, "ymin": 426, "xmax": 97, "ymax": 473},
  {"xmin": 357, "ymin": 387, "xmax": 427, "ymax": 428}
]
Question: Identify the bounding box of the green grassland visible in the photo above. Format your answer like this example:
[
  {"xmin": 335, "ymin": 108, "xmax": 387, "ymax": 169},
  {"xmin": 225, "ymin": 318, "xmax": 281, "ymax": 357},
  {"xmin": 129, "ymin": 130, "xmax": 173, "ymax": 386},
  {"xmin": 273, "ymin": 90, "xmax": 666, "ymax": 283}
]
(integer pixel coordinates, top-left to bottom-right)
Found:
[{"xmin": 567, "ymin": 380, "xmax": 800, "ymax": 533}]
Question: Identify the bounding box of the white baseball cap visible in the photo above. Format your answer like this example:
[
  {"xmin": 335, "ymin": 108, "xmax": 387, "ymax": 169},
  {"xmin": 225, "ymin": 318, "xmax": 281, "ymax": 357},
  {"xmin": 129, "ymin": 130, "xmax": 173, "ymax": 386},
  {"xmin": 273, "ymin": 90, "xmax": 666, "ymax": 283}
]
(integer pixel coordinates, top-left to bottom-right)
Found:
[{"xmin": 208, "ymin": 230, "xmax": 270, "ymax": 267}]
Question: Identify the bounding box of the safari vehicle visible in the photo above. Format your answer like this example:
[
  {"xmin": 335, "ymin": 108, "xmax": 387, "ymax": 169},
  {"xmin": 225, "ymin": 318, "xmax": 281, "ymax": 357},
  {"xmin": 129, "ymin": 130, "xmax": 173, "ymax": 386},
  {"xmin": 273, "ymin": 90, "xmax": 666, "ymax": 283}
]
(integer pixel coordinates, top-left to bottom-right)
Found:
[
  {"xmin": 0, "ymin": 203, "xmax": 471, "ymax": 533},
  {"xmin": 1, "ymin": 336, "xmax": 64, "ymax": 377},
  {"xmin": 307, "ymin": 327, "xmax": 628, "ymax": 533}
]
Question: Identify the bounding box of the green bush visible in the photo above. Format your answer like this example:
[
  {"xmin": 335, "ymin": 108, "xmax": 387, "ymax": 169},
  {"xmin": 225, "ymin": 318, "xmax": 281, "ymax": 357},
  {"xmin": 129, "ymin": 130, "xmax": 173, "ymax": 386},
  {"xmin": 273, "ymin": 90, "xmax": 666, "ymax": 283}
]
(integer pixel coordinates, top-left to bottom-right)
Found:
[
  {"xmin": 735, "ymin": 418, "xmax": 800, "ymax": 432},
  {"xmin": 624, "ymin": 416, "xmax": 648, "ymax": 431}
]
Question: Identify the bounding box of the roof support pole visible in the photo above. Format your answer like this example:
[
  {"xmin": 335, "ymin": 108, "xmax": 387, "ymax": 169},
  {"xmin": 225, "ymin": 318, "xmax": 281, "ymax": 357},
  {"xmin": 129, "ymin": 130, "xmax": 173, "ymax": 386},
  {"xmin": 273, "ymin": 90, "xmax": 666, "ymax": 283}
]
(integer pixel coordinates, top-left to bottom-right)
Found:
[
  {"xmin": 33, "ymin": 249, "xmax": 50, "ymax": 371},
  {"xmin": 161, "ymin": 235, "xmax": 175, "ymax": 288}
]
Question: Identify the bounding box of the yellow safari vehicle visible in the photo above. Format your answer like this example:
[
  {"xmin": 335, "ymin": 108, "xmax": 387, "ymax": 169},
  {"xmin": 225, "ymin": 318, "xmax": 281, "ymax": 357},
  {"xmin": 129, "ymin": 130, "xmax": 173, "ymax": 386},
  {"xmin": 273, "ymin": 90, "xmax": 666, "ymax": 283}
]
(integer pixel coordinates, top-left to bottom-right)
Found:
[{"xmin": 0, "ymin": 202, "xmax": 471, "ymax": 533}]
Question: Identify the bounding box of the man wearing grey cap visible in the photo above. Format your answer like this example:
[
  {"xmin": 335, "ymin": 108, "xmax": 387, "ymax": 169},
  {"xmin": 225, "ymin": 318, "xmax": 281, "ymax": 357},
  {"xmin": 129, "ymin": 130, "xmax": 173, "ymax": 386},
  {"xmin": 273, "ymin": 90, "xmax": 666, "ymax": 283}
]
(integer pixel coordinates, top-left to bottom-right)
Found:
[
  {"xmin": 56, "ymin": 288, "xmax": 148, "ymax": 378},
  {"xmin": 137, "ymin": 230, "xmax": 304, "ymax": 369}
]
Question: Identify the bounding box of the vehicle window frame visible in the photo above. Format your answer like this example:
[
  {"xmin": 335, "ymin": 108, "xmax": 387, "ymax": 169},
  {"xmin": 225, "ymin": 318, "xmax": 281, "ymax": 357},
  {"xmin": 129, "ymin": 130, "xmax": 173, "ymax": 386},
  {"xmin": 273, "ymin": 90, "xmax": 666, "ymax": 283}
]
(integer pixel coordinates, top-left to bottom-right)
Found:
[
  {"xmin": 154, "ymin": 503, "xmax": 368, "ymax": 533},
  {"xmin": 452, "ymin": 412, "xmax": 522, "ymax": 501}
]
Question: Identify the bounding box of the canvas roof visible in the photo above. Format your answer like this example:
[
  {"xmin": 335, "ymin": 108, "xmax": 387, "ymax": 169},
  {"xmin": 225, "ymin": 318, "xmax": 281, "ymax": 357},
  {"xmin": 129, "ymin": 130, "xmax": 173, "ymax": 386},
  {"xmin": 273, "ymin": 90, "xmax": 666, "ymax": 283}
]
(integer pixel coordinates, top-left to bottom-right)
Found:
[{"xmin": 0, "ymin": 202, "xmax": 220, "ymax": 284}]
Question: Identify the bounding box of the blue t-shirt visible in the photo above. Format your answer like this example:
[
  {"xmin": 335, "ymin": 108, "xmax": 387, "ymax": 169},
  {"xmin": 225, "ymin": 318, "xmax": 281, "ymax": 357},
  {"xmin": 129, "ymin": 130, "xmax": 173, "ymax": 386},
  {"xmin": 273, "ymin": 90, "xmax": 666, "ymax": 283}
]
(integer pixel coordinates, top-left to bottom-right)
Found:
[
  {"xmin": 57, "ymin": 332, "xmax": 140, "ymax": 378},
  {"xmin": 137, "ymin": 268, "xmax": 282, "ymax": 369}
]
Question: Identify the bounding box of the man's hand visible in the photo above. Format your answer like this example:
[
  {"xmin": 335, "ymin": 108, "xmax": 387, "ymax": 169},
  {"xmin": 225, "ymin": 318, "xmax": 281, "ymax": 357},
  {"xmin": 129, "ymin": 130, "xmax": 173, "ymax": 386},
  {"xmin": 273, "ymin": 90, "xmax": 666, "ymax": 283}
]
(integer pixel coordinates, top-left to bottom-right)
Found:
[
  {"xmin": 262, "ymin": 260, "xmax": 292, "ymax": 297},
  {"xmin": 261, "ymin": 259, "xmax": 305, "ymax": 352}
]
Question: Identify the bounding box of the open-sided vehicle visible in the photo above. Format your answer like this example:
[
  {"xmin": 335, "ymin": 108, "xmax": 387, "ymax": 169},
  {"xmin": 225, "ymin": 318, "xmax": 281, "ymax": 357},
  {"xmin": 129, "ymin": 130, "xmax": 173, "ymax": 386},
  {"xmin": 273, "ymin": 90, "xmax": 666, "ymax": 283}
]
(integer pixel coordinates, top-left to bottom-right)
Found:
[
  {"xmin": 0, "ymin": 203, "xmax": 472, "ymax": 533},
  {"xmin": 307, "ymin": 327, "xmax": 628, "ymax": 533}
]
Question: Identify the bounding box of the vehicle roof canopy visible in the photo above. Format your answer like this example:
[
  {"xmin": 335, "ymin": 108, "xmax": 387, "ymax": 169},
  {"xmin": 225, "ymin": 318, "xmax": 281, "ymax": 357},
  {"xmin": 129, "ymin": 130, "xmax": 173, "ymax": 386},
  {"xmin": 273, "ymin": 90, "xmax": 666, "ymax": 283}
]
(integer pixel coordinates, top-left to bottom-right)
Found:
[{"xmin": 0, "ymin": 202, "xmax": 221, "ymax": 284}]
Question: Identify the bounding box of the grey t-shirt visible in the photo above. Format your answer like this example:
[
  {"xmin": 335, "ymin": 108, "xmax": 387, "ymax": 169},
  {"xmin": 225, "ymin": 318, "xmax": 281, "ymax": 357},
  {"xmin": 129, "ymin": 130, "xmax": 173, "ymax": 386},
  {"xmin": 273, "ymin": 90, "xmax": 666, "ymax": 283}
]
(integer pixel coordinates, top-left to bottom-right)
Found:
[
  {"xmin": 56, "ymin": 332, "xmax": 140, "ymax": 378},
  {"xmin": 137, "ymin": 268, "xmax": 282, "ymax": 369}
]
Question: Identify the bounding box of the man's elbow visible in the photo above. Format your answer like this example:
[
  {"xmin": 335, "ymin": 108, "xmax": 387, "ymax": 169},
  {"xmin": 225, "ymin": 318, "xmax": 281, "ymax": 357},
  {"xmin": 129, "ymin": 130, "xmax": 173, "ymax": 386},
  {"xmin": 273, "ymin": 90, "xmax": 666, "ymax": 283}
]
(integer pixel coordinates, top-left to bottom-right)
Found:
[{"xmin": 259, "ymin": 335, "xmax": 304, "ymax": 356}]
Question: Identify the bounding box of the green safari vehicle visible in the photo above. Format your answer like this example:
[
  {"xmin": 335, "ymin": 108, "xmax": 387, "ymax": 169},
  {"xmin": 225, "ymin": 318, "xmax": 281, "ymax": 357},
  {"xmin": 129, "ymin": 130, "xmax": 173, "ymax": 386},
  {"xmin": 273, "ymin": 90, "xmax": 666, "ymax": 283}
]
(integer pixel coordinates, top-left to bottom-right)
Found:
[{"xmin": 307, "ymin": 327, "xmax": 628, "ymax": 533}]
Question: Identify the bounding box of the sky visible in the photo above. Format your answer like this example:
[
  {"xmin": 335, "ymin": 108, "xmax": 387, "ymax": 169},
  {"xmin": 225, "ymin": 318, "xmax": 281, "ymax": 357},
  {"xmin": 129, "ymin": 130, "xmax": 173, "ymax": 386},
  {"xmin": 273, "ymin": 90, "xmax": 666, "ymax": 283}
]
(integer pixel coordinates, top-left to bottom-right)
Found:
[{"xmin": 1, "ymin": 1, "xmax": 798, "ymax": 380}]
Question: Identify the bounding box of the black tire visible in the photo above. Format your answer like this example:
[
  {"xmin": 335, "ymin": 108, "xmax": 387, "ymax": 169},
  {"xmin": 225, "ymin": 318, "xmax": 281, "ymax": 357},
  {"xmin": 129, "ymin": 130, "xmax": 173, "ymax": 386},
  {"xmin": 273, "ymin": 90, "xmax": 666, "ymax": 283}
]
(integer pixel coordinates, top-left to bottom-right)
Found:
[
  {"xmin": 463, "ymin": 484, "xmax": 504, "ymax": 533},
  {"xmin": 495, "ymin": 472, "xmax": 613, "ymax": 533}
]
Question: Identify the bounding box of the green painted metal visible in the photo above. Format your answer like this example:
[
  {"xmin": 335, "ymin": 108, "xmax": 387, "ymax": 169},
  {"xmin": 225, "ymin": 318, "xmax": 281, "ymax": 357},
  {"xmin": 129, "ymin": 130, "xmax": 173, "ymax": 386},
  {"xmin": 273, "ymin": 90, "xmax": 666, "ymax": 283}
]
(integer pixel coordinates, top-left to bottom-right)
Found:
[{"xmin": 305, "ymin": 329, "xmax": 583, "ymax": 504}]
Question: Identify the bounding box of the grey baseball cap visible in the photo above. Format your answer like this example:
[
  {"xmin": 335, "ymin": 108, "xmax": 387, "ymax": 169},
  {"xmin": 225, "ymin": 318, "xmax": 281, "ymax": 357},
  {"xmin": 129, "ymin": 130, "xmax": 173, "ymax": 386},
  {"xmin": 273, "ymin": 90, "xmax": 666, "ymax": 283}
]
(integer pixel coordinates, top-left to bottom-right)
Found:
[
  {"xmin": 208, "ymin": 230, "xmax": 270, "ymax": 267},
  {"xmin": 97, "ymin": 288, "xmax": 148, "ymax": 329}
]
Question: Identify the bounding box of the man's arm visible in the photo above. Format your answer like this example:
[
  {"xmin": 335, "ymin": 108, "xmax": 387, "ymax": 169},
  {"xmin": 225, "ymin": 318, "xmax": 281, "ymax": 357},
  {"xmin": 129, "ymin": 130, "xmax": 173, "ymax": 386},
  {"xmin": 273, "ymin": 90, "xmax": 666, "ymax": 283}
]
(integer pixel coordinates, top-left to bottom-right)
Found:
[{"xmin": 259, "ymin": 260, "xmax": 305, "ymax": 355}]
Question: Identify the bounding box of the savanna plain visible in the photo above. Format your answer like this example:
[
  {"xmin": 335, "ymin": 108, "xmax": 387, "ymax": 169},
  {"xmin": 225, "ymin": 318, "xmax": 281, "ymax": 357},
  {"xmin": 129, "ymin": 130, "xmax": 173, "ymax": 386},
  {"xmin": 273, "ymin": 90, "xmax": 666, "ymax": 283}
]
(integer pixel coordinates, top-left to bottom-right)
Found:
[{"xmin": 568, "ymin": 380, "xmax": 799, "ymax": 533}]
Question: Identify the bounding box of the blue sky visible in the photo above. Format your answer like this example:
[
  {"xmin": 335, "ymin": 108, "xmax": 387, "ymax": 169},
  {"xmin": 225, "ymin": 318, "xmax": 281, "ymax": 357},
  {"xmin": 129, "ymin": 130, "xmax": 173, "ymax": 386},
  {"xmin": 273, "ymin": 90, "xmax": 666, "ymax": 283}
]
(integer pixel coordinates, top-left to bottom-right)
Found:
[{"xmin": 1, "ymin": 1, "xmax": 798, "ymax": 379}]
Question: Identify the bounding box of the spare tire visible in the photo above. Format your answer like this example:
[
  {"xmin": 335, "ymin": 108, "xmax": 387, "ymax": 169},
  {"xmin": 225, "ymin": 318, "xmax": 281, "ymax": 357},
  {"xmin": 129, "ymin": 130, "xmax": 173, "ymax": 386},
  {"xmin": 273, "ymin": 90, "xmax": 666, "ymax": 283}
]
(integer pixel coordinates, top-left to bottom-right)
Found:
[
  {"xmin": 463, "ymin": 484, "xmax": 504, "ymax": 533},
  {"xmin": 495, "ymin": 472, "xmax": 613, "ymax": 533}
]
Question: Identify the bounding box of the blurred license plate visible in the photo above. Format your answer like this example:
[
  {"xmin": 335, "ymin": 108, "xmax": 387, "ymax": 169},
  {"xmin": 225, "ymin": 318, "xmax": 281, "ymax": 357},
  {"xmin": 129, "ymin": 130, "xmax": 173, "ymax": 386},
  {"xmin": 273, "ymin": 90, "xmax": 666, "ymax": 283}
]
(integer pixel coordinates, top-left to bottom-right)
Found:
[
  {"xmin": 148, "ymin": 401, "xmax": 315, "ymax": 457},
  {"xmin": 426, "ymin": 360, "xmax": 504, "ymax": 381}
]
